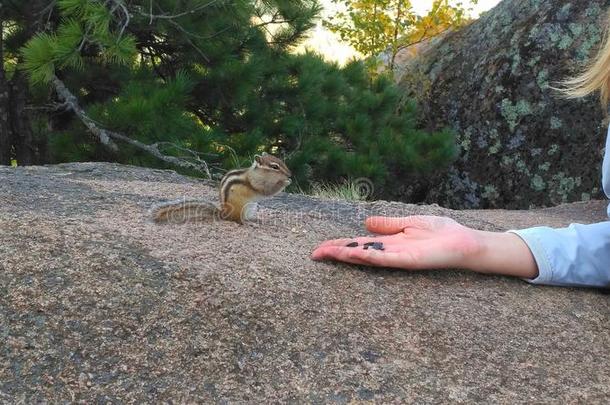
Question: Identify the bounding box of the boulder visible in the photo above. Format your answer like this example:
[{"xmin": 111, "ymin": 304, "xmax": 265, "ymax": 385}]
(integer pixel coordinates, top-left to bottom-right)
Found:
[
  {"xmin": 0, "ymin": 162, "xmax": 608, "ymax": 402},
  {"xmin": 399, "ymin": 0, "xmax": 610, "ymax": 208}
]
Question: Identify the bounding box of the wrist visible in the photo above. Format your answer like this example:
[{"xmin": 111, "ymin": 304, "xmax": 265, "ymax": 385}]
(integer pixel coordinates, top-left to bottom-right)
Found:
[
  {"xmin": 462, "ymin": 230, "xmax": 539, "ymax": 278},
  {"xmin": 458, "ymin": 229, "xmax": 494, "ymax": 272}
]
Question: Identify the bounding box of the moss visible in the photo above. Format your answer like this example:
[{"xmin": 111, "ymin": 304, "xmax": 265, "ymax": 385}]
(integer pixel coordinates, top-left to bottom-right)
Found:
[
  {"xmin": 539, "ymin": 162, "xmax": 551, "ymax": 171},
  {"xmin": 481, "ymin": 185, "xmax": 500, "ymax": 201},
  {"xmin": 515, "ymin": 157, "xmax": 530, "ymax": 175},
  {"xmin": 497, "ymin": 11, "xmax": 515, "ymax": 33},
  {"xmin": 501, "ymin": 99, "xmax": 533, "ymax": 132},
  {"xmin": 460, "ymin": 136, "xmax": 472, "ymax": 152},
  {"xmin": 527, "ymin": 56, "xmax": 541, "ymax": 67},
  {"xmin": 547, "ymin": 144, "xmax": 560, "ymax": 156},
  {"xmin": 542, "ymin": 23, "xmax": 574, "ymax": 50},
  {"xmin": 550, "ymin": 116, "xmax": 563, "ymax": 129},
  {"xmin": 488, "ymin": 129, "xmax": 501, "ymax": 154},
  {"xmin": 568, "ymin": 23, "xmax": 583, "ymax": 38},
  {"xmin": 500, "ymin": 155, "xmax": 513, "ymax": 167},
  {"xmin": 577, "ymin": 25, "xmax": 602, "ymax": 62},
  {"xmin": 557, "ymin": 34, "xmax": 574, "ymax": 50},
  {"xmin": 458, "ymin": 127, "xmax": 473, "ymax": 153},
  {"xmin": 537, "ymin": 70, "xmax": 549, "ymax": 90},
  {"xmin": 548, "ymin": 25, "xmax": 562, "ymax": 43},
  {"xmin": 488, "ymin": 142, "xmax": 501, "ymax": 154},
  {"xmin": 585, "ymin": 4, "xmax": 602, "ymax": 18},
  {"xmin": 550, "ymin": 173, "xmax": 582, "ymax": 202},
  {"xmin": 511, "ymin": 53, "xmax": 521, "ymax": 75},
  {"xmin": 531, "ymin": 175, "xmax": 546, "ymax": 191},
  {"xmin": 581, "ymin": 192, "xmax": 591, "ymax": 201},
  {"xmin": 528, "ymin": 26, "xmax": 540, "ymax": 42}
]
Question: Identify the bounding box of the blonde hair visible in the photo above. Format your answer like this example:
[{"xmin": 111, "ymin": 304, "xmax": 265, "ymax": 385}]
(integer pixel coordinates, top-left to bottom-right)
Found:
[{"xmin": 557, "ymin": 11, "xmax": 610, "ymax": 108}]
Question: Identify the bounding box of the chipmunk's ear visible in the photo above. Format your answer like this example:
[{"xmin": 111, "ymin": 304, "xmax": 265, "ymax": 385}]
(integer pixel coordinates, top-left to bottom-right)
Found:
[{"xmin": 254, "ymin": 154, "xmax": 263, "ymax": 165}]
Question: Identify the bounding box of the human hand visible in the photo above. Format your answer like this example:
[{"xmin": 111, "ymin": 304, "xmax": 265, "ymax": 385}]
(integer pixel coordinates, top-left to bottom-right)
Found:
[
  {"xmin": 311, "ymin": 215, "xmax": 539, "ymax": 278},
  {"xmin": 311, "ymin": 216, "xmax": 482, "ymax": 270}
]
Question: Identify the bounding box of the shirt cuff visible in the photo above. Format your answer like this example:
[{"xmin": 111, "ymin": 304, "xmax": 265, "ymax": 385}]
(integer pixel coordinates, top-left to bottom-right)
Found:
[{"xmin": 506, "ymin": 229, "xmax": 554, "ymax": 285}]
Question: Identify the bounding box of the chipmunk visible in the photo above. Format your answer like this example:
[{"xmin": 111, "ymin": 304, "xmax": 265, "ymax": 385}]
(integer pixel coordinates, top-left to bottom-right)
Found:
[{"xmin": 151, "ymin": 153, "xmax": 291, "ymax": 223}]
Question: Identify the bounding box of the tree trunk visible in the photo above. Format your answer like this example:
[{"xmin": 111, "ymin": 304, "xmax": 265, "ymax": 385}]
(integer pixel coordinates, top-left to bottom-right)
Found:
[
  {"xmin": 390, "ymin": 1, "xmax": 402, "ymax": 71},
  {"xmin": 0, "ymin": 0, "xmax": 51, "ymax": 166},
  {"xmin": 9, "ymin": 70, "xmax": 35, "ymax": 165},
  {"xmin": 0, "ymin": 19, "xmax": 11, "ymax": 165}
]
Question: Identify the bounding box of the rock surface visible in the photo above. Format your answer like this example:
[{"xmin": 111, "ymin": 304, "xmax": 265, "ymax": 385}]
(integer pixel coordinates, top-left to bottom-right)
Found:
[
  {"xmin": 399, "ymin": 0, "xmax": 610, "ymax": 209},
  {"xmin": 0, "ymin": 162, "xmax": 608, "ymax": 402}
]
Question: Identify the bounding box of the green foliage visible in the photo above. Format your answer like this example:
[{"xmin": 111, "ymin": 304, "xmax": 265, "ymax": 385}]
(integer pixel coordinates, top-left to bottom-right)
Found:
[
  {"xmin": 22, "ymin": 33, "xmax": 58, "ymax": 84},
  {"xmin": 57, "ymin": 0, "xmax": 90, "ymax": 16},
  {"xmin": 272, "ymin": 55, "xmax": 456, "ymax": 192},
  {"xmin": 11, "ymin": 0, "xmax": 456, "ymax": 201},
  {"xmin": 22, "ymin": 0, "xmax": 137, "ymax": 83},
  {"xmin": 87, "ymin": 70, "xmax": 208, "ymax": 151}
]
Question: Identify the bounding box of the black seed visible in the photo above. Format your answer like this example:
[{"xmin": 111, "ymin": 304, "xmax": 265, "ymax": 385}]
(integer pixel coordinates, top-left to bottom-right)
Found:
[{"xmin": 345, "ymin": 242, "xmax": 359, "ymax": 248}]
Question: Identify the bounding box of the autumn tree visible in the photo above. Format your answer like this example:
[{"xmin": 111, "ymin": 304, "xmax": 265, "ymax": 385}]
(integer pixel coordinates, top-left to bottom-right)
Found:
[{"xmin": 324, "ymin": 0, "xmax": 477, "ymax": 71}]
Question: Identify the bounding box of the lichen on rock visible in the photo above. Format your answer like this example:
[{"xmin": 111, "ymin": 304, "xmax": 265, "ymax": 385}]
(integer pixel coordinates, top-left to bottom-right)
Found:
[{"xmin": 399, "ymin": 0, "xmax": 609, "ymax": 209}]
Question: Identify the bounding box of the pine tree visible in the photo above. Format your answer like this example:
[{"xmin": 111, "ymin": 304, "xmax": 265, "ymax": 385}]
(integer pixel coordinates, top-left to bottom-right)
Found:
[{"xmin": 3, "ymin": 0, "xmax": 457, "ymax": 201}]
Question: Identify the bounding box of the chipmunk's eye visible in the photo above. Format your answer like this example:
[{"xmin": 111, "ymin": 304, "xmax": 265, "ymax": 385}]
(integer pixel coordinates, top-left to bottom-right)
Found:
[{"xmin": 270, "ymin": 163, "xmax": 280, "ymax": 170}]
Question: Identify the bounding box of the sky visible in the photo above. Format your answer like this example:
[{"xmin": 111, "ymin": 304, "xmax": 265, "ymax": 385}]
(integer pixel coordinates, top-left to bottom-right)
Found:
[{"xmin": 303, "ymin": 0, "xmax": 502, "ymax": 64}]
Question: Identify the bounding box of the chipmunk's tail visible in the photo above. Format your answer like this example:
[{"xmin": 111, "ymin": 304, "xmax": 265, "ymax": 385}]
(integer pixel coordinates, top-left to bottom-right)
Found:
[{"xmin": 150, "ymin": 199, "xmax": 219, "ymax": 223}]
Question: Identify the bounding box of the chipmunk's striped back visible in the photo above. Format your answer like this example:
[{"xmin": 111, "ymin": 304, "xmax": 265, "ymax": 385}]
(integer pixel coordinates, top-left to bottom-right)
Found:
[{"xmin": 220, "ymin": 168, "xmax": 248, "ymax": 206}]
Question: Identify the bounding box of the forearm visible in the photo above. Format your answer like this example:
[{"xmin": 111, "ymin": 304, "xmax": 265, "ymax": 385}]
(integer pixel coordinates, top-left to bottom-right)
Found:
[
  {"xmin": 507, "ymin": 223, "xmax": 610, "ymax": 287},
  {"xmin": 462, "ymin": 231, "xmax": 539, "ymax": 279}
]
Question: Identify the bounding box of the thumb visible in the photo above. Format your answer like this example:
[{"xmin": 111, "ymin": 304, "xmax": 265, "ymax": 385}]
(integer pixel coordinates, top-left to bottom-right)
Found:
[{"xmin": 365, "ymin": 216, "xmax": 435, "ymax": 235}]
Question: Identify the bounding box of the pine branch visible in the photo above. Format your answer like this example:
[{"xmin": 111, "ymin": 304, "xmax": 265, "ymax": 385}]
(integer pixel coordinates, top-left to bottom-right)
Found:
[
  {"xmin": 395, "ymin": 26, "xmax": 453, "ymax": 53},
  {"xmin": 52, "ymin": 75, "xmax": 119, "ymax": 150},
  {"xmin": 51, "ymin": 75, "xmax": 212, "ymax": 178},
  {"xmin": 137, "ymin": 0, "xmax": 222, "ymax": 21},
  {"xmin": 166, "ymin": 18, "xmax": 210, "ymax": 62},
  {"xmin": 109, "ymin": 0, "xmax": 130, "ymax": 39}
]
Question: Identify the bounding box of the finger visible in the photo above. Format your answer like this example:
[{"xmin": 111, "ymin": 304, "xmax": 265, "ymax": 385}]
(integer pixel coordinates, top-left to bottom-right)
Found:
[
  {"xmin": 311, "ymin": 246, "xmax": 373, "ymax": 266},
  {"xmin": 315, "ymin": 238, "xmax": 354, "ymax": 249},
  {"xmin": 353, "ymin": 248, "xmax": 426, "ymax": 269},
  {"xmin": 312, "ymin": 245, "xmax": 421, "ymax": 269},
  {"xmin": 316, "ymin": 236, "xmax": 380, "ymax": 249},
  {"xmin": 366, "ymin": 216, "xmax": 435, "ymax": 235}
]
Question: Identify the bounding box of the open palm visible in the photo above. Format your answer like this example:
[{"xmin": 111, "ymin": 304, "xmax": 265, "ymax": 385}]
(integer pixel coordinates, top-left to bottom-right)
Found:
[{"xmin": 311, "ymin": 216, "xmax": 483, "ymax": 270}]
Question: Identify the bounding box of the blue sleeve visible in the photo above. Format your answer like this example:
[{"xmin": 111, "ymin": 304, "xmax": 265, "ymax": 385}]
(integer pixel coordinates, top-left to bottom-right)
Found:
[
  {"xmin": 506, "ymin": 126, "xmax": 610, "ymax": 288},
  {"xmin": 508, "ymin": 223, "xmax": 610, "ymax": 288},
  {"xmin": 604, "ymin": 125, "xmax": 610, "ymax": 215}
]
